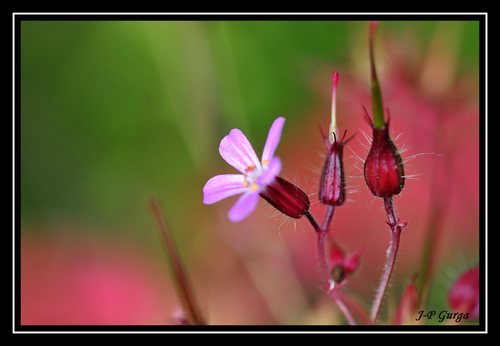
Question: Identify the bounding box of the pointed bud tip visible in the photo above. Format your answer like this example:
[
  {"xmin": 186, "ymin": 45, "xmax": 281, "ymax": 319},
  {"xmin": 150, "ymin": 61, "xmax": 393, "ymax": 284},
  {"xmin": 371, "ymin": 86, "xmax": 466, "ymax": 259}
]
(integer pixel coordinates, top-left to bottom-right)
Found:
[{"xmin": 332, "ymin": 71, "xmax": 339, "ymax": 86}]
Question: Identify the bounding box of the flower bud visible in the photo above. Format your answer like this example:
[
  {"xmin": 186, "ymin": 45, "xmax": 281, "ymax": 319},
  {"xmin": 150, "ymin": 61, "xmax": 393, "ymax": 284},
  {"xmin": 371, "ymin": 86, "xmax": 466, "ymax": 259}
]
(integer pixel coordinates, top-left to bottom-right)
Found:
[
  {"xmin": 393, "ymin": 274, "xmax": 420, "ymax": 325},
  {"xmin": 448, "ymin": 265, "xmax": 479, "ymax": 321},
  {"xmin": 363, "ymin": 107, "xmax": 405, "ymax": 198},
  {"xmin": 319, "ymin": 129, "xmax": 352, "ymax": 206},
  {"xmin": 260, "ymin": 176, "xmax": 310, "ymax": 219},
  {"xmin": 328, "ymin": 244, "xmax": 362, "ymax": 285}
]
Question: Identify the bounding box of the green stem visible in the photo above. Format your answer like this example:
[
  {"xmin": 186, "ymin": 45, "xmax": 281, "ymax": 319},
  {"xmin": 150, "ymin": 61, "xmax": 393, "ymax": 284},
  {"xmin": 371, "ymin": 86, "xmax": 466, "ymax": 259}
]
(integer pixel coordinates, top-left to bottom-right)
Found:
[{"xmin": 369, "ymin": 21, "xmax": 386, "ymax": 130}]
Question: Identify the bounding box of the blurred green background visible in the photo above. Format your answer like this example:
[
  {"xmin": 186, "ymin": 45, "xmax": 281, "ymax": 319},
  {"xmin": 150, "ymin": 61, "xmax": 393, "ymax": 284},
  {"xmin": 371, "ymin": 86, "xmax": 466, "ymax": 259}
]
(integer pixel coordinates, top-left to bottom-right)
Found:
[
  {"xmin": 19, "ymin": 18, "xmax": 481, "ymax": 325},
  {"xmin": 20, "ymin": 19, "xmax": 479, "ymax": 233}
]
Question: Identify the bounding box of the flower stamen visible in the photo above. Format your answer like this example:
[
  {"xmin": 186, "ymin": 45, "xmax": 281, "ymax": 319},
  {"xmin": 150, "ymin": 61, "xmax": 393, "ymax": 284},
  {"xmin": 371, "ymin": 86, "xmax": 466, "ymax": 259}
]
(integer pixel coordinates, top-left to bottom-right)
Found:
[{"xmin": 245, "ymin": 164, "xmax": 256, "ymax": 173}]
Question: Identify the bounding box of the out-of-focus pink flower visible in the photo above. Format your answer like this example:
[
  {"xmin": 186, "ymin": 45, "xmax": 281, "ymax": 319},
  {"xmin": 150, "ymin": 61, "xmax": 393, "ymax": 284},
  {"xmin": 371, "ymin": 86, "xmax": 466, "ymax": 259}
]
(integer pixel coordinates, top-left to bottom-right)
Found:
[
  {"xmin": 448, "ymin": 265, "xmax": 479, "ymax": 321},
  {"xmin": 21, "ymin": 234, "xmax": 172, "ymax": 325},
  {"xmin": 393, "ymin": 274, "xmax": 420, "ymax": 325}
]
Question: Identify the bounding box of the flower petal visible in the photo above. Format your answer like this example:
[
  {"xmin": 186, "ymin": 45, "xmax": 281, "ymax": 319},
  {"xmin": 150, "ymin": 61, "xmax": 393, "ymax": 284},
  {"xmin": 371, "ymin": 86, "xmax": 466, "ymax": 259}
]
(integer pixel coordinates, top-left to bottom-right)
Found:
[
  {"xmin": 261, "ymin": 117, "xmax": 285, "ymax": 163},
  {"xmin": 228, "ymin": 190, "xmax": 260, "ymax": 222},
  {"xmin": 219, "ymin": 129, "xmax": 261, "ymax": 174},
  {"xmin": 257, "ymin": 156, "xmax": 281, "ymax": 187},
  {"xmin": 203, "ymin": 174, "xmax": 247, "ymax": 204}
]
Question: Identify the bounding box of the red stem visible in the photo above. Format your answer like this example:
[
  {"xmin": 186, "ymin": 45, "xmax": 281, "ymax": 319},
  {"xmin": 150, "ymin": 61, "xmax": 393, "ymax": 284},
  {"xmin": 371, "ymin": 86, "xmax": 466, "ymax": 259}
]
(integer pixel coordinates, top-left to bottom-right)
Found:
[
  {"xmin": 306, "ymin": 206, "xmax": 359, "ymax": 325},
  {"xmin": 331, "ymin": 293, "xmax": 357, "ymax": 325},
  {"xmin": 148, "ymin": 197, "xmax": 205, "ymax": 325},
  {"xmin": 369, "ymin": 197, "xmax": 407, "ymax": 323},
  {"xmin": 305, "ymin": 206, "xmax": 335, "ymax": 284}
]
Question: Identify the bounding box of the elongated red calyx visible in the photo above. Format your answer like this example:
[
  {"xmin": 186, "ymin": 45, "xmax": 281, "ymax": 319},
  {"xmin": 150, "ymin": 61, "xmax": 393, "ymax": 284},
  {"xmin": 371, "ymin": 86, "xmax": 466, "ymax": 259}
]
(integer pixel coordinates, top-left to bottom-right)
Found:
[
  {"xmin": 260, "ymin": 177, "xmax": 310, "ymax": 219},
  {"xmin": 319, "ymin": 129, "xmax": 353, "ymax": 206}
]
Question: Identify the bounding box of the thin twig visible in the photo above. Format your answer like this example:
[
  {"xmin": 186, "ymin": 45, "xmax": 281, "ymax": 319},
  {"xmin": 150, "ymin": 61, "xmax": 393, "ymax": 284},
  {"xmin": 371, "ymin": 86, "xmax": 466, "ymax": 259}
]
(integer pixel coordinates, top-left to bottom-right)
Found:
[{"xmin": 148, "ymin": 197, "xmax": 205, "ymax": 325}]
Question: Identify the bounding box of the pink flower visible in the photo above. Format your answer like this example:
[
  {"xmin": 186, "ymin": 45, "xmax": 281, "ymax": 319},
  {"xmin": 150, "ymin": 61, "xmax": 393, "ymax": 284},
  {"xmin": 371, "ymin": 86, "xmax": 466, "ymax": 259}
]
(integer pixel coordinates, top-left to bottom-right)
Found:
[{"xmin": 203, "ymin": 117, "xmax": 309, "ymax": 222}]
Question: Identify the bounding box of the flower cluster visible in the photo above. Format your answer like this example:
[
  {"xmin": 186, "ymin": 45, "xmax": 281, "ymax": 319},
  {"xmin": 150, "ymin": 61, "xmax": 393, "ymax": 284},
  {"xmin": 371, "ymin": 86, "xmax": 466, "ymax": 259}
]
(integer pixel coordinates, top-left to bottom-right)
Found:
[
  {"xmin": 202, "ymin": 64, "xmax": 408, "ymax": 324},
  {"xmin": 198, "ymin": 21, "xmax": 479, "ymax": 327}
]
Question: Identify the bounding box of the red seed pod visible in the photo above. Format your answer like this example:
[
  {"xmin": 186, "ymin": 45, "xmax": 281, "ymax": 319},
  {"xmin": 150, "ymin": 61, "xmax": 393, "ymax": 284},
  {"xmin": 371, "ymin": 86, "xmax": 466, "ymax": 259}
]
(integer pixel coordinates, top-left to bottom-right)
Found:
[
  {"xmin": 319, "ymin": 129, "xmax": 353, "ymax": 206},
  {"xmin": 363, "ymin": 107, "xmax": 405, "ymax": 198},
  {"xmin": 260, "ymin": 177, "xmax": 310, "ymax": 219}
]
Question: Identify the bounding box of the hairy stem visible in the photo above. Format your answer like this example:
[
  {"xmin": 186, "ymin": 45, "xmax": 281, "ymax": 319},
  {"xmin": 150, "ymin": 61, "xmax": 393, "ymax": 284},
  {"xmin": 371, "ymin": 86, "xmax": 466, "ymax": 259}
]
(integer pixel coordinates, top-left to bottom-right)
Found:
[
  {"xmin": 331, "ymin": 292, "xmax": 357, "ymax": 325},
  {"xmin": 305, "ymin": 211, "xmax": 329, "ymax": 283},
  {"xmin": 305, "ymin": 206, "xmax": 335, "ymax": 283},
  {"xmin": 306, "ymin": 207, "xmax": 357, "ymax": 325},
  {"xmin": 370, "ymin": 197, "xmax": 406, "ymax": 323}
]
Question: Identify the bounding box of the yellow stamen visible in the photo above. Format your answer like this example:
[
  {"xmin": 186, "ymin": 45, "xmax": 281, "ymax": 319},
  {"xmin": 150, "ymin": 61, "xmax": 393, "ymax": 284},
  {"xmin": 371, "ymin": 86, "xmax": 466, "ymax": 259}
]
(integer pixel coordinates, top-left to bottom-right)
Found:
[
  {"xmin": 262, "ymin": 159, "xmax": 269, "ymax": 165},
  {"xmin": 251, "ymin": 183, "xmax": 258, "ymax": 192},
  {"xmin": 243, "ymin": 180, "xmax": 249, "ymax": 188},
  {"xmin": 245, "ymin": 164, "xmax": 256, "ymax": 173}
]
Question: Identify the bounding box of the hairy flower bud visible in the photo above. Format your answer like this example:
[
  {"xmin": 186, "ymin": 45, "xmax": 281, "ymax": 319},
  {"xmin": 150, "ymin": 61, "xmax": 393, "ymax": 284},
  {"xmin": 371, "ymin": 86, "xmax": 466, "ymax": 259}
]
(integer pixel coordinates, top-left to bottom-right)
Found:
[
  {"xmin": 363, "ymin": 107, "xmax": 405, "ymax": 198},
  {"xmin": 260, "ymin": 176, "xmax": 310, "ymax": 219},
  {"xmin": 319, "ymin": 129, "xmax": 352, "ymax": 206}
]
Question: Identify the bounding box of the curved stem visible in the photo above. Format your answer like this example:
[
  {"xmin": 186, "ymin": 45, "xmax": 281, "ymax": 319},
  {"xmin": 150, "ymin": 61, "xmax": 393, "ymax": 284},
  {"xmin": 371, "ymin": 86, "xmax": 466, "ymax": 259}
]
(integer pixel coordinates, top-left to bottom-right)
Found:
[
  {"xmin": 305, "ymin": 206, "xmax": 335, "ymax": 283},
  {"xmin": 322, "ymin": 205, "xmax": 336, "ymax": 232},
  {"xmin": 305, "ymin": 211, "xmax": 328, "ymax": 282},
  {"xmin": 331, "ymin": 292, "xmax": 357, "ymax": 325},
  {"xmin": 370, "ymin": 222, "xmax": 401, "ymax": 323},
  {"xmin": 316, "ymin": 230, "xmax": 329, "ymax": 283},
  {"xmin": 370, "ymin": 197, "xmax": 407, "ymax": 323}
]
